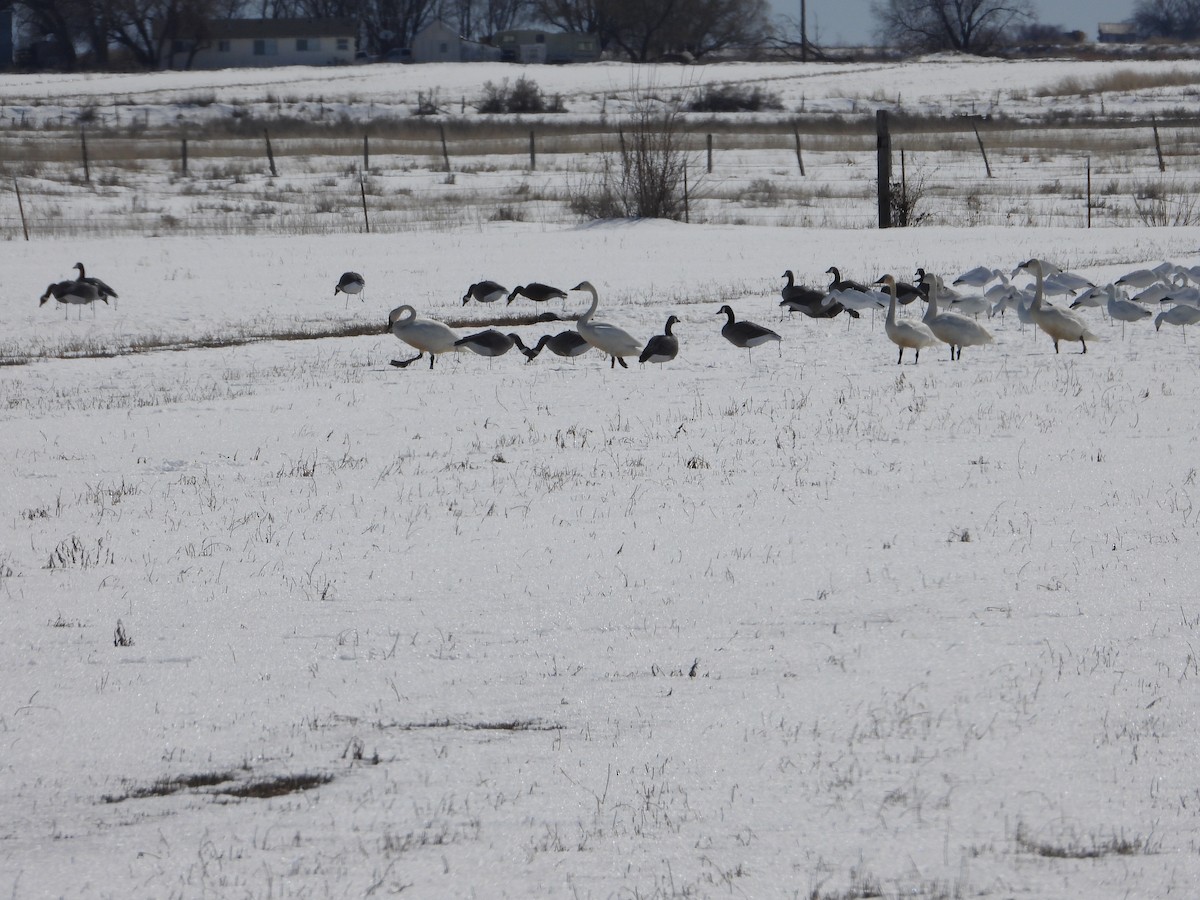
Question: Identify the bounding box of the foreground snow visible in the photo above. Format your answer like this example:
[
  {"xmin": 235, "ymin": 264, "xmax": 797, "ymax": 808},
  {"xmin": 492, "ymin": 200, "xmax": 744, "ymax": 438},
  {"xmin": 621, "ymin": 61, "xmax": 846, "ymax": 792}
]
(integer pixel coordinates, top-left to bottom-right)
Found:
[{"xmin": 3, "ymin": 220, "xmax": 1200, "ymax": 898}]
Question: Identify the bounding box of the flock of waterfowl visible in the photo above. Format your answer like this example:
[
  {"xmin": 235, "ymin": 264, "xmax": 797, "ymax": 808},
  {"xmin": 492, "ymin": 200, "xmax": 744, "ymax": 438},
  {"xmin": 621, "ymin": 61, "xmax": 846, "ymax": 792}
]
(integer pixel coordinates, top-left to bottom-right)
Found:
[
  {"xmin": 37, "ymin": 257, "xmax": 1200, "ymax": 368},
  {"xmin": 382, "ymin": 257, "xmax": 1200, "ymax": 370}
]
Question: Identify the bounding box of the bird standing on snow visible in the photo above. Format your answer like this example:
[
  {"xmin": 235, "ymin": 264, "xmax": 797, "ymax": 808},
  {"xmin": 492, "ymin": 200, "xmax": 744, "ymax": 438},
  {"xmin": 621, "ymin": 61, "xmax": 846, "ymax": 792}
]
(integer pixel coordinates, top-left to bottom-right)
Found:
[
  {"xmin": 571, "ymin": 281, "xmax": 643, "ymax": 369},
  {"xmin": 716, "ymin": 305, "xmax": 780, "ymax": 361},
  {"xmin": 877, "ymin": 275, "xmax": 936, "ymax": 364},
  {"xmin": 386, "ymin": 305, "xmax": 463, "ymax": 369},
  {"xmin": 335, "ymin": 272, "xmax": 365, "ymax": 306},
  {"xmin": 462, "ymin": 280, "xmax": 508, "ymax": 305},
  {"xmin": 922, "ymin": 278, "xmax": 995, "ymax": 361},
  {"xmin": 454, "ymin": 329, "xmax": 521, "ymax": 358},
  {"xmin": 507, "ymin": 283, "xmax": 568, "ymax": 306},
  {"xmin": 73, "ymin": 263, "xmax": 118, "ymax": 308},
  {"xmin": 511, "ymin": 331, "xmax": 591, "ymax": 361},
  {"xmin": 639, "ymin": 315, "xmax": 680, "ymax": 365},
  {"xmin": 1016, "ymin": 258, "xmax": 1100, "ymax": 354},
  {"xmin": 40, "ymin": 279, "xmax": 104, "ymax": 318}
]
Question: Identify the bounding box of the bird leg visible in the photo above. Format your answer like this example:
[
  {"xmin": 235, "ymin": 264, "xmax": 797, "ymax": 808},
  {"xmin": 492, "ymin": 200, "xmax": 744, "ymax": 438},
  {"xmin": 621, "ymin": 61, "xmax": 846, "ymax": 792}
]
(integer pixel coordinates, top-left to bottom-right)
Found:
[
  {"xmin": 390, "ymin": 352, "xmax": 424, "ymax": 368},
  {"xmin": 616, "ymin": 356, "xmax": 628, "ymax": 369}
]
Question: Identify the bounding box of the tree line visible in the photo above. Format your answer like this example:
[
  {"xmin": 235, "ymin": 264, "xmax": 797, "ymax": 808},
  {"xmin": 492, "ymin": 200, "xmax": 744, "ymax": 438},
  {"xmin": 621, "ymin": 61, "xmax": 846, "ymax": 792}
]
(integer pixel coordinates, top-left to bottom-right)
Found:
[{"xmin": 10, "ymin": 0, "xmax": 1198, "ymax": 72}]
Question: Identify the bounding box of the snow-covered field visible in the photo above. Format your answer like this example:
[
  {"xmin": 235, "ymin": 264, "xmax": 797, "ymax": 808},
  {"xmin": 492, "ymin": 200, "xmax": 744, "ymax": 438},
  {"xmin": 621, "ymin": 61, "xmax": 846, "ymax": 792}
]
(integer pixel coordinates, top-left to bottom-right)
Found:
[{"xmin": 4, "ymin": 58, "xmax": 1200, "ymax": 900}]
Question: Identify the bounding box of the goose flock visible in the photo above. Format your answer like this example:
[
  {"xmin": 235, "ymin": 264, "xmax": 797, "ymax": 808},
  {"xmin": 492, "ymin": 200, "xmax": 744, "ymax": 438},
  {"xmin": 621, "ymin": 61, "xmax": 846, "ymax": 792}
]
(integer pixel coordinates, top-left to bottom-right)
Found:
[
  {"xmin": 39, "ymin": 257, "xmax": 1200, "ymax": 365},
  {"xmin": 382, "ymin": 258, "xmax": 1200, "ymax": 368}
]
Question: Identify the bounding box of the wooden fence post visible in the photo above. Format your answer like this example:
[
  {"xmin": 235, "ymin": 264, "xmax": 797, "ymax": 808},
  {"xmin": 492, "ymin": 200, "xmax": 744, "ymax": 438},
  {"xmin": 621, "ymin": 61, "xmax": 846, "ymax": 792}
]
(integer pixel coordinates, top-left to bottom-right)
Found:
[
  {"xmin": 80, "ymin": 129, "xmax": 90, "ymax": 183},
  {"xmin": 439, "ymin": 123, "xmax": 451, "ymax": 172},
  {"xmin": 1152, "ymin": 118, "xmax": 1165, "ymax": 172},
  {"xmin": 14, "ymin": 178, "xmax": 29, "ymax": 240},
  {"xmin": 1086, "ymin": 156, "xmax": 1092, "ymax": 228},
  {"xmin": 529, "ymin": 130, "xmax": 536, "ymax": 170},
  {"xmin": 706, "ymin": 134, "xmax": 713, "ymax": 173},
  {"xmin": 793, "ymin": 125, "xmax": 805, "ymax": 176},
  {"xmin": 181, "ymin": 136, "xmax": 188, "ymax": 176},
  {"xmin": 363, "ymin": 134, "xmax": 369, "ymax": 172},
  {"xmin": 683, "ymin": 162, "xmax": 690, "ymax": 223},
  {"xmin": 972, "ymin": 124, "xmax": 992, "ymax": 178},
  {"xmin": 876, "ymin": 109, "xmax": 891, "ymax": 229},
  {"xmin": 264, "ymin": 129, "xmax": 277, "ymax": 176},
  {"xmin": 360, "ymin": 174, "xmax": 370, "ymax": 234}
]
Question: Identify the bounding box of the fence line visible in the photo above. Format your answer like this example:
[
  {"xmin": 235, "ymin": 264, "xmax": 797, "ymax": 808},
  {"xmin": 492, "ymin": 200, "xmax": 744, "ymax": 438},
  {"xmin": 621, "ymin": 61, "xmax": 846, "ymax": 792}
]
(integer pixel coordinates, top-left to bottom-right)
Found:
[{"xmin": 4, "ymin": 116, "xmax": 1199, "ymax": 238}]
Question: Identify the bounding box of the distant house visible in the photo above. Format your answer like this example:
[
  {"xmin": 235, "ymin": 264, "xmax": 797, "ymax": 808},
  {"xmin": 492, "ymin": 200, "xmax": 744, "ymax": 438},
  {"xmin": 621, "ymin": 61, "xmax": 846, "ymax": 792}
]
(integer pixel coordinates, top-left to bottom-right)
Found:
[
  {"xmin": 409, "ymin": 20, "xmax": 501, "ymax": 63},
  {"xmin": 493, "ymin": 29, "xmax": 600, "ymax": 64},
  {"xmin": 1097, "ymin": 22, "xmax": 1138, "ymax": 44},
  {"xmin": 165, "ymin": 18, "xmax": 357, "ymax": 69}
]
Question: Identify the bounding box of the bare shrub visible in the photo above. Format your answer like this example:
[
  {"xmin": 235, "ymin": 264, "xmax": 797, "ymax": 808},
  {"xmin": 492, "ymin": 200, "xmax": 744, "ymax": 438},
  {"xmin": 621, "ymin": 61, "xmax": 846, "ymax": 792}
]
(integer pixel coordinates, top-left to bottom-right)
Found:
[{"xmin": 687, "ymin": 83, "xmax": 783, "ymax": 112}]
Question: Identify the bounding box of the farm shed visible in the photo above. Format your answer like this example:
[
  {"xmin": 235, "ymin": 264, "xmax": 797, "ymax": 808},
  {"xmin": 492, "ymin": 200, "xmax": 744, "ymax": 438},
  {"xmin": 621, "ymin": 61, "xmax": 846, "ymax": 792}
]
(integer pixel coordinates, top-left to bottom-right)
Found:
[{"xmin": 164, "ymin": 18, "xmax": 357, "ymax": 70}]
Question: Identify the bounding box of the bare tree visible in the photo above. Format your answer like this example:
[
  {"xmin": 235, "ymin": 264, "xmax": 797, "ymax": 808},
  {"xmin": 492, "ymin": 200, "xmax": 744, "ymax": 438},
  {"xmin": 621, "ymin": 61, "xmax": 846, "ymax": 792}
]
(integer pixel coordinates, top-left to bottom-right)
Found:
[
  {"xmin": 871, "ymin": 0, "xmax": 1033, "ymax": 54},
  {"xmin": 1131, "ymin": 0, "xmax": 1200, "ymax": 40}
]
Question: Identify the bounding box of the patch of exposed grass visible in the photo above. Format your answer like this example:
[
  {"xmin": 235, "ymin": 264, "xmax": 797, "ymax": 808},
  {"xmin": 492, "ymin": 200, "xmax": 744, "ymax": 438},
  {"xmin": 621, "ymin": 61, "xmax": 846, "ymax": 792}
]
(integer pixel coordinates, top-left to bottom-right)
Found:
[
  {"xmin": 1015, "ymin": 819, "xmax": 1159, "ymax": 858},
  {"xmin": 1037, "ymin": 67, "xmax": 1200, "ymax": 98}
]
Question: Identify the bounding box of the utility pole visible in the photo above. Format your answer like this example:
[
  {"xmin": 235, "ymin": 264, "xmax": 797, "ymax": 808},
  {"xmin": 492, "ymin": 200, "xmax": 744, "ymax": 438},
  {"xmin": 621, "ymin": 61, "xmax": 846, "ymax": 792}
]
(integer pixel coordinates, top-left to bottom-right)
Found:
[{"xmin": 801, "ymin": 0, "xmax": 808, "ymax": 62}]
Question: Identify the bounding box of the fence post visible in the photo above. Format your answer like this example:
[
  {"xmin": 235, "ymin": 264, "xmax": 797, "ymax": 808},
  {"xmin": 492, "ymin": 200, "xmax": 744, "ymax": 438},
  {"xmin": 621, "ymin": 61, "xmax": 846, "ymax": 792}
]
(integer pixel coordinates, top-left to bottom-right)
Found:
[
  {"xmin": 181, "ymin": 136, "xmax": 188, "ymax": 176},
  {"xmin": 1152, "ymin": 118, "xmax": 1165, "ymax": 172},
  {"xmin": 972, "ymin": 123, "xmax": 992, "ymax": 178},
  {"xmin": 360, "ymin": 174, "xmax": 370, "ymax": 234},
  {"xmin": 683, "ymin": 162, "xmax": 690, "ymax": 223},
  {"xmin": 363, "ymin": 134, "xmax": 369, "ymax": 172},
  {"xmin": 81, "ymin": 129, "xmax": 90, "ymax": 183},
  {"xmin": 793, "ymin": 125, "xmax": 805, "ymax": 176},
  {"xmin": 706, "ymin": 134, "xmax": 713, "ymax": 173},
  {"xmin": 264, "ymin": 129, "xmax": 277, "ymax": 176},
  {"xmin": 1086, "ymin": 156, "xmax": 1092, "ymax": 228},
  {"xmin": 14, "ymin": 178, "xmax": 29, "ymax": 240},
  {"xmin": 876, "ymin": 109, "xmax": 891, "ymax": 229},
  {"xmin": 529, "ymin": 130, "xmax": 536, "ymax": 170},
  {"xmin": 439, "ymin": 123, "xmax": 451, "ymax": 172}
]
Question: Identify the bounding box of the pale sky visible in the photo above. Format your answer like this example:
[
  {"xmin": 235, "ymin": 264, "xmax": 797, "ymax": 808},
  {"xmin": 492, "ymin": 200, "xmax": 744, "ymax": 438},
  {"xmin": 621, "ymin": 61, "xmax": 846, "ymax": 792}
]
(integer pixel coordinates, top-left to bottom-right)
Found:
[{"xmin": 774, "ymin": 0, "xmax": 1138, "ymax": 46}]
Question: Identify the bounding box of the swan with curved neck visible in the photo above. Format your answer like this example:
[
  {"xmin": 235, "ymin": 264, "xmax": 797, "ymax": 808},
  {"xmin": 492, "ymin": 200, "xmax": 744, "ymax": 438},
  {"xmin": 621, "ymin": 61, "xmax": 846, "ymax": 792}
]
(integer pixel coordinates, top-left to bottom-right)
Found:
[
  {"xmin": 386, "ymin": 305, "xmax": 464, "ymax": 369},
  {"xmin": 571, "ymin": 281, "xmax": 643, "ymax": 369},
  {"xmin": 877, "ymin": 275, "xmax": 936, "ymax": 364},
  {"xmin": 1017, "ymin": 258, "xmax": 1100, "ymax": 354},
  {"xmin": 920, "ymin": 276, "xmax": 994, "ymax": 361}
]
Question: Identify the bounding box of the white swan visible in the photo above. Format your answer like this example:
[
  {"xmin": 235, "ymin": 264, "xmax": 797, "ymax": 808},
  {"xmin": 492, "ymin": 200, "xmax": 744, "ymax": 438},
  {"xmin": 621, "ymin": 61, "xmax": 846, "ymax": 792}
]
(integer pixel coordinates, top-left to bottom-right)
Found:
[
  {"xmin": 922, "ymin": 280, "xmax": 994, "ymax": 361},
  {"xmin": 571, "ymin": 281, "xmax": 643, "ymax": 369},
  {"xmin": 1016, "ymin": 259, "xmax": 1100, "ymax": 354},
  {"xmin": 639, "ymin": 315, "xmax": 680, "ymax": 365},
  {"xmin": 878, "ymin": 275, "xmax": 936, "ymax": 364},
  {"xmin": 386, "ymin": 305, "xmax": 464, "ymax": 369},
  {"xmin": 717, "ymin": 305, "xmax": 781, "ymax": 361}
]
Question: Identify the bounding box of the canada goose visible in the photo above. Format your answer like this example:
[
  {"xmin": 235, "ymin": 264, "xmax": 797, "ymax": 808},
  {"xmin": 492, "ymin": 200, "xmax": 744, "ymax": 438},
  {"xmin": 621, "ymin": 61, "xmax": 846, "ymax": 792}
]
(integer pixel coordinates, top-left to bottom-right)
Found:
[
  {"xmin": 825, "ymin": 266, "xmax": 869, "ymax": 294},
  {"xmin": 454, "ymin": 329, "xmax": 521, "ymax": 357},
  {"xmin": 73, "ymin": 263, "xmax": 118, "ymax": 308},
  {"xmin": 334, "ymin": 271, "xmax": 365, "ymax": 306},
  {"xmin": 1016, "ymin": 258, "xmax": 1100, "ymax": 354},
  {"xmin": 507, "ymin": 282, "xmax": 568, "ymax": 306},
  {"xmin": 781, "ymin": 270, "xmax": 858, "ymax": 319},
  {"xmin": 923, "ymin": 279, "xmax": 995, "ymax": 361},
  {"xmin": 716, "ymin": 304, "xmax": 780, "ymax": 361},
  {"xmin": 385, "ymin": 305, "xmax": 463, "ymax": 369},
  {"xmin": 877, "ymin": 275, "xmax": 936, "ymax": 364},
  {"xmin": 571, "ymin": 281, "xmax": 643, "ymax": 368},
  {"xmin": 639, "ymin": 315, "xmax": 680, "ymax": 365},
  {"xmin": 40, "ymin": 279, "xmax": 104, "ymax": 318},
  {"xmin": 511, "ymin": 331, "xmax": 591, "ymax": 361},
  {"xmin": 462, "ymin": 280, "xmax": 508, "ymax": 306}
]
